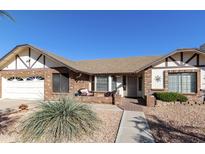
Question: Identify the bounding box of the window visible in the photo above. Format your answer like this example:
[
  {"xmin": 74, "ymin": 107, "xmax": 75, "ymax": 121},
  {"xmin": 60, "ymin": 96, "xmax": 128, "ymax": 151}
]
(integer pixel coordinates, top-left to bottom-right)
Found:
[
  {"xmin": 53, "ymin": 73, "xmax": 69, "ymax": 93},
  {"xmin": 111, "ymin": 76, "xmax": 117, "ymax": 91},
  {"xmin": 7, "ymin": 77, "xmax": 24, "ymax": 81},
  {"xmin": 7, "ymin": 77, "xmax": 15, "ymax": 81},
  {"xmin": 123, "ymin": 76, "xmax": 126, "ymax": 90},
  {"xmin": 26, "ymin": 76, "xmax": 35, "ymax": 81},
  {"xmin": 138, "ymin": 77, "xmax": 142, "ymax": 91},
  {"xmin": 36, "ymin": 76, "xmax": 44, "ymax": 80},
  {"xmin": 91, "ymin": 76, "xmax": 95, "ymax": 91},
  {"xmin": 15, "ymin": 77, "xmax": 24, "ymax": 81},
  {"xmin": 96, "ymin": 76, "xmax": 108, "ymax": 91},
  {"xmin": 26, "ymin": 76, "xmax": 44, "ymax": 81},
  {"xmin": 168, "ymin": 73, "xmax": 196, "ymax": 93}
]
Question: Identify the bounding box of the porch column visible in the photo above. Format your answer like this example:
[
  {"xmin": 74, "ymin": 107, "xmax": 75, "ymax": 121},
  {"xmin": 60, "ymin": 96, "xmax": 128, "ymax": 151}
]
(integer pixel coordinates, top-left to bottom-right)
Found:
[
  {"xmin": 116, "ymin": 76, "xmax": 123, "ymax": 97},
  {"xmin": 94, "ymin": 76, "xmax": 97, "ymax": 91},
  {"xmin": 108, "ymin": 75, "xmax": 112, "ymax": 91},
  {"xmin": 89, "ymin": 76, "xmax": 92, "ymax": 91}
]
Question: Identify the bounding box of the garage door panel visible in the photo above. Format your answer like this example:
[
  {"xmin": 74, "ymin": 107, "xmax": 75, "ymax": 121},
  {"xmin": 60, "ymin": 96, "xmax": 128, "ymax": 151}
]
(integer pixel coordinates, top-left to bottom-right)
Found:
[
  {"xmin": 7, "ymin": 82, "xmax": 43, "ymax": 87},
  {"xmin": 2, "ymin": 77, "xmax": 44, "ymax": 100},
  {"xmin": 6, "ymin": 84, "xmax": 44, "ymax": 88},
  {"xmin": 6, "ymin": 88, "xmax": 44, "ymax": 93}
]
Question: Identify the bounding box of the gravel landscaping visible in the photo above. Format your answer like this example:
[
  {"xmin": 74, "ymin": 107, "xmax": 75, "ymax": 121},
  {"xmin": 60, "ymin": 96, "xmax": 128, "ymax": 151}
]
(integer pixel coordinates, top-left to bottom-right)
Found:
[
  {"xmin": 0, "ymin": 104, "xmax": 122, "ymax": 143},
  {"xmin": 144, "ymin": 105, "xmax": 205, "ymax": 143},
  {"xmin": 72, "ymin": 109, "xmax": 122, "ymax": 143}
]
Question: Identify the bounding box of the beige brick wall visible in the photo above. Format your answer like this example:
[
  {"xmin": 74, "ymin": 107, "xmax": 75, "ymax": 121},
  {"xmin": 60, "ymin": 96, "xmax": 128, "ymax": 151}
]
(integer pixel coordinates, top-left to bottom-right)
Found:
[
  {"xmin": 0, "ymin": 67, "xmax": 90, "ymax": 101},
  {"xmin": 0, "ymin": 67, "xmax": 123, "ymax": 104},
  {"xmin": 143, "ymin": 67, "xmax": 152, "ymax": 96},
  {"xmin": 143, "ymin": 67, "xmax": 202, "ymax": 102}
]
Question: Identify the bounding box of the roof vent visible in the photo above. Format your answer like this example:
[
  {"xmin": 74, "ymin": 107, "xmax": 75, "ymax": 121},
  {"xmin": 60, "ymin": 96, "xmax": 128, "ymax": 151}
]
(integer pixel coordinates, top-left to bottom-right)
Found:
[{"xmin": 200, "ymin": 43, "xmax": 205, "ymax": 52}]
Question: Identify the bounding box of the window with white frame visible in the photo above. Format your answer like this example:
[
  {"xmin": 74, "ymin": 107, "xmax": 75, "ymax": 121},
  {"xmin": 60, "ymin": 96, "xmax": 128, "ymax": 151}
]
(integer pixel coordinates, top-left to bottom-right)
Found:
[
  {"xmin": 96, "ymin": 76, "xmax": 108, "ymax": 91},
  {"xmin": 168, "ymin": 72, "xmax": 196, "ymax": 93}
]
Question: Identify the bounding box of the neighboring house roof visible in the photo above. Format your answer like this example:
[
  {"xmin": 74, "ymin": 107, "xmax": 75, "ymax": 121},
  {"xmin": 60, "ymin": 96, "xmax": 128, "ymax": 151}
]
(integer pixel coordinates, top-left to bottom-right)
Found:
[{"xmin": 1, "ymin": 44, "xmax": 203, "ymax": 74}]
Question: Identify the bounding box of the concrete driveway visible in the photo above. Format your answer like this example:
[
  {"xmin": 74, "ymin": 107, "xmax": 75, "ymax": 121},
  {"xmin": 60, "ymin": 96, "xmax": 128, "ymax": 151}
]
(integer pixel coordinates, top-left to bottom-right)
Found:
[{"xmin": 0, "ymin": 99, "xmax": 39, "ymax": 111}]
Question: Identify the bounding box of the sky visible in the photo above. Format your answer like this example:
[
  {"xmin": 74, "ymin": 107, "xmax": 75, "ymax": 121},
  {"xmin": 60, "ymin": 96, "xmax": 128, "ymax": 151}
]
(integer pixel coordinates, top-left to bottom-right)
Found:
[{"xmin": 1, "ymin": 10, "xmax": 205, "ymax": 61}]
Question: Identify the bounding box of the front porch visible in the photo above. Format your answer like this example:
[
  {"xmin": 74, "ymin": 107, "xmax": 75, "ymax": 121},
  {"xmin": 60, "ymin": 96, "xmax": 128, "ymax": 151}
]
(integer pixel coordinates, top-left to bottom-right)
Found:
[{"xmin": 90, "ymin": 73, "xmax": 144, "ymax": 98}]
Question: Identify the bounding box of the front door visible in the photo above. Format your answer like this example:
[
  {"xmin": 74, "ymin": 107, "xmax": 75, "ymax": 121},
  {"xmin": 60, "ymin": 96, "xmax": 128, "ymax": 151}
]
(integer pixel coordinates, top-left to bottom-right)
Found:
[{"xmin": 127, "ymin": 76, "xmax": 137, "ymax": 98}]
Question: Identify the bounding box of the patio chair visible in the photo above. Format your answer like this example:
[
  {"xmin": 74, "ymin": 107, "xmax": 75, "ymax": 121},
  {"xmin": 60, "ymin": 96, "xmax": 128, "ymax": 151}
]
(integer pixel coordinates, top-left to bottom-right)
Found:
[{"xmin": 75, "ymin": 88, "xmax": 94, "ymax": 96}]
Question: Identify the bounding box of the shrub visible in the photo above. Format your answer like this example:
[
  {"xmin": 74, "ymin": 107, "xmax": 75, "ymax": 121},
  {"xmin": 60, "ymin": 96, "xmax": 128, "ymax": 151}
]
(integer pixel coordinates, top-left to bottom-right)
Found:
[
  {"xmin": 20, "ymin": 97, "xmax": 100, "ymax": 142},
  {"xmin": 153, "ymin": 92, "xmax": 188, "ymax": 102},
  {"xmin": 177, "ymin": 94, "xmax": 188, "ymax": 102}
]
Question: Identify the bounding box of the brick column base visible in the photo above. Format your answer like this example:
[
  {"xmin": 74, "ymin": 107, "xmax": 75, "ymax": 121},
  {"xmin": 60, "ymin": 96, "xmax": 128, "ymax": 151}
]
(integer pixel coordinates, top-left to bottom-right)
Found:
[{"xmin": 146, "ymin": 95, "xmax": 156, "ymax": 107}]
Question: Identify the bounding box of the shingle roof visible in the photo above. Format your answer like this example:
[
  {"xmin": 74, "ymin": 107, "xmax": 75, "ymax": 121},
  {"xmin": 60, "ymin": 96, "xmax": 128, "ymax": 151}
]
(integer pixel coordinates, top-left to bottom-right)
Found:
[{"xmin": 76, "ymin": 56, "xmax": 161, "ymax": 74}]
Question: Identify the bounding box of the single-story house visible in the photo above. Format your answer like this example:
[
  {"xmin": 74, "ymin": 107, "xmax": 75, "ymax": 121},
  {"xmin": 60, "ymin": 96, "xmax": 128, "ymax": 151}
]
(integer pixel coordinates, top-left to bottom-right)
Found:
[{"xmin": 1, "ymin": 44, "xmax": 205, "ymax": 105}]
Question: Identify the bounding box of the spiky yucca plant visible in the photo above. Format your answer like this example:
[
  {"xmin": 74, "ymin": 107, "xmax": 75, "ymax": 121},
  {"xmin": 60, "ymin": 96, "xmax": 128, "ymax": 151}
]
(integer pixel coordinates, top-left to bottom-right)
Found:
[{"xmin": 21, "ymin": 97, "xmax": 99, "ymax": 142}]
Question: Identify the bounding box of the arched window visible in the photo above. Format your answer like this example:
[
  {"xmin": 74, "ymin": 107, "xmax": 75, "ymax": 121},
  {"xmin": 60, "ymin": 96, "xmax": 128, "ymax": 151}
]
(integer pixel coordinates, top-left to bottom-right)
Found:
[
  {"xmin": 26, "ymin": 76, "xmax": 35, "ymax": 81},
  {"xmin": 7, "ymin": 77, "xmax": 15, "ymax": 81},
  {"xmin": 16, "ymin": 77, "xmax": 24, "ymax": 81},
  {"xmin": 36, "ymin": 76, "xmax": 44, "ymax": 80}
]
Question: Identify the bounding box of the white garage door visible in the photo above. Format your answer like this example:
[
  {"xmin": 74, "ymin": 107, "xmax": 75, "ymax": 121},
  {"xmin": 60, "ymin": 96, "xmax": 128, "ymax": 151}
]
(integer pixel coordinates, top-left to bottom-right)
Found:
[{"xmin": 2, "ymin": 76, "xmax": 44, "ymax": 100}]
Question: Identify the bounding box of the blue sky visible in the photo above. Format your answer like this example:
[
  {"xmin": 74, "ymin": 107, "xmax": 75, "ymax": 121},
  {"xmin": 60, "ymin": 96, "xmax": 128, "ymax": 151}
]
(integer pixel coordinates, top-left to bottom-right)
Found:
[{"xmin": 1, "ymin": 10, "xmax": 205, "ymax": 61}]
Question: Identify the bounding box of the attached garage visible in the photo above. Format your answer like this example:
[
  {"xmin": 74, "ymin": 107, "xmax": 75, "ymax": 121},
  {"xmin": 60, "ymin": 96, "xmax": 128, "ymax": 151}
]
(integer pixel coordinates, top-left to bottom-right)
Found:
[{"xmin": 2, "ymin": 76, "xmax": 44, "ymax": 100}]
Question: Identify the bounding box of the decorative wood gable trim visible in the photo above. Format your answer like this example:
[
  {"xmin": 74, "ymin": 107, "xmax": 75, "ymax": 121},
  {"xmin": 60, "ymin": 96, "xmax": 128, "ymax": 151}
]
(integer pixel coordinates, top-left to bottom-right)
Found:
[
  {"xmin": 13, "ymin": 49, "xmax": 44, "ymax": 70},
  {"xmin": 180, "ymin": 52, "xmax": 183, "ymax": 65},
  {"xmin": 154, "ymin": 51, "xmax": 203, "ymax": 69},
  {"xmin": 197, "ymin": 54, "xmax": 199, "ymax": 66},
  {"xmin": 43, "ymin": 55, "xmax": 46, "ymax": 68},
  {"xmin": 28, "ymin": 48, "xmax": 31, "ymax": 68},
  {"xmin": 16, "ymin": 55, "xmax": 29, "ymax": 69},
  {"xmin": 185, "ymin": 53, "xmax": 197, "ymax": 64},
  {"xmin": 30, "ymin": 54, "xmax": 43, "ymax": 68},
  {"xmin": 168, "ymin": 56, "xmax": 180, "ymax": 66}
]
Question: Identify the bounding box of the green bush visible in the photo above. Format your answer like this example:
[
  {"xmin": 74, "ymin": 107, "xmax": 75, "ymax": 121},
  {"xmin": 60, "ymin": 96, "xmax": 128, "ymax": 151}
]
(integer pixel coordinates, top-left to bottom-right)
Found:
[
  {"xmin": 153, "ymin": 92, "xmax": 188, "ymax": 102},
  {"xmin": 21, "ymin": 97, "xmax": 100, "ymax": 142},
  {"xmin": 177, "ymin": 94, "xmax": 188, "ymax": 102}
]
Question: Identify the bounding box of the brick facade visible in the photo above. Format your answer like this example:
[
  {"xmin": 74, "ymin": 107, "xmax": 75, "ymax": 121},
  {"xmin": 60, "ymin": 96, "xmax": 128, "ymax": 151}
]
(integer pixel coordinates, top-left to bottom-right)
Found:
[
  {"xmin": 164, "ymin": 69, "xmax": 201, "ymax": 101},
  {"xmin": 143, "ymin": 67, "xmax": 152, "ymax": 96},
  {"xmin": 0, "ymin": 67, "xmax": 122, "ymax": 104},
  {"xmin": 0, "ymin": 67, "xmax": 90, "ymax": 101},
  {"xmin": 75, "ymin": 93, "xmax": 122, "ymax": 105},
  {"xmin": 143, "ymin": 67, "xmax": 202, "ymax": 104}
]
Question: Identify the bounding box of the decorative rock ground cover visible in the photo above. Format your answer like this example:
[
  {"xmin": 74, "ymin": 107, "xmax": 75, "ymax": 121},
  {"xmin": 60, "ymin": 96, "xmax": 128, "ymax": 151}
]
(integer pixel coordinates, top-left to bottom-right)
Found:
[
  {"xmin": 0, "ymin": 104, "xmax": 122, "ymax": 143},
  {"xmin": 144, "ymin": 105, "xmax": 205, "ymax": 143}
]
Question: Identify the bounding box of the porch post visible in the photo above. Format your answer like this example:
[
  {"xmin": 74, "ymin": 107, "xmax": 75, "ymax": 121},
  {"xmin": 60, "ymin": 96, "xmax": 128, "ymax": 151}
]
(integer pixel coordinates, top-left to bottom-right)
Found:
[
  {"xmin": 94, "ymin": 76, "xmax": 97, "ymax": 91},
  {"xmin": 89, "ymin": 76, "xmax": 92, "ymax": 91},
  {"xmin": 108, "ymin": 75, "xmax": 112, "ymax": 91}
]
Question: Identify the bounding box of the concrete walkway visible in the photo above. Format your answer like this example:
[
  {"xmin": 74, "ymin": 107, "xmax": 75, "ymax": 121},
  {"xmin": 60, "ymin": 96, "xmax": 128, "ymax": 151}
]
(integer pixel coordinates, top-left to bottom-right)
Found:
[{"xmin": 115, "ymin": 111, "xmax": 155, "ymax": 143}]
